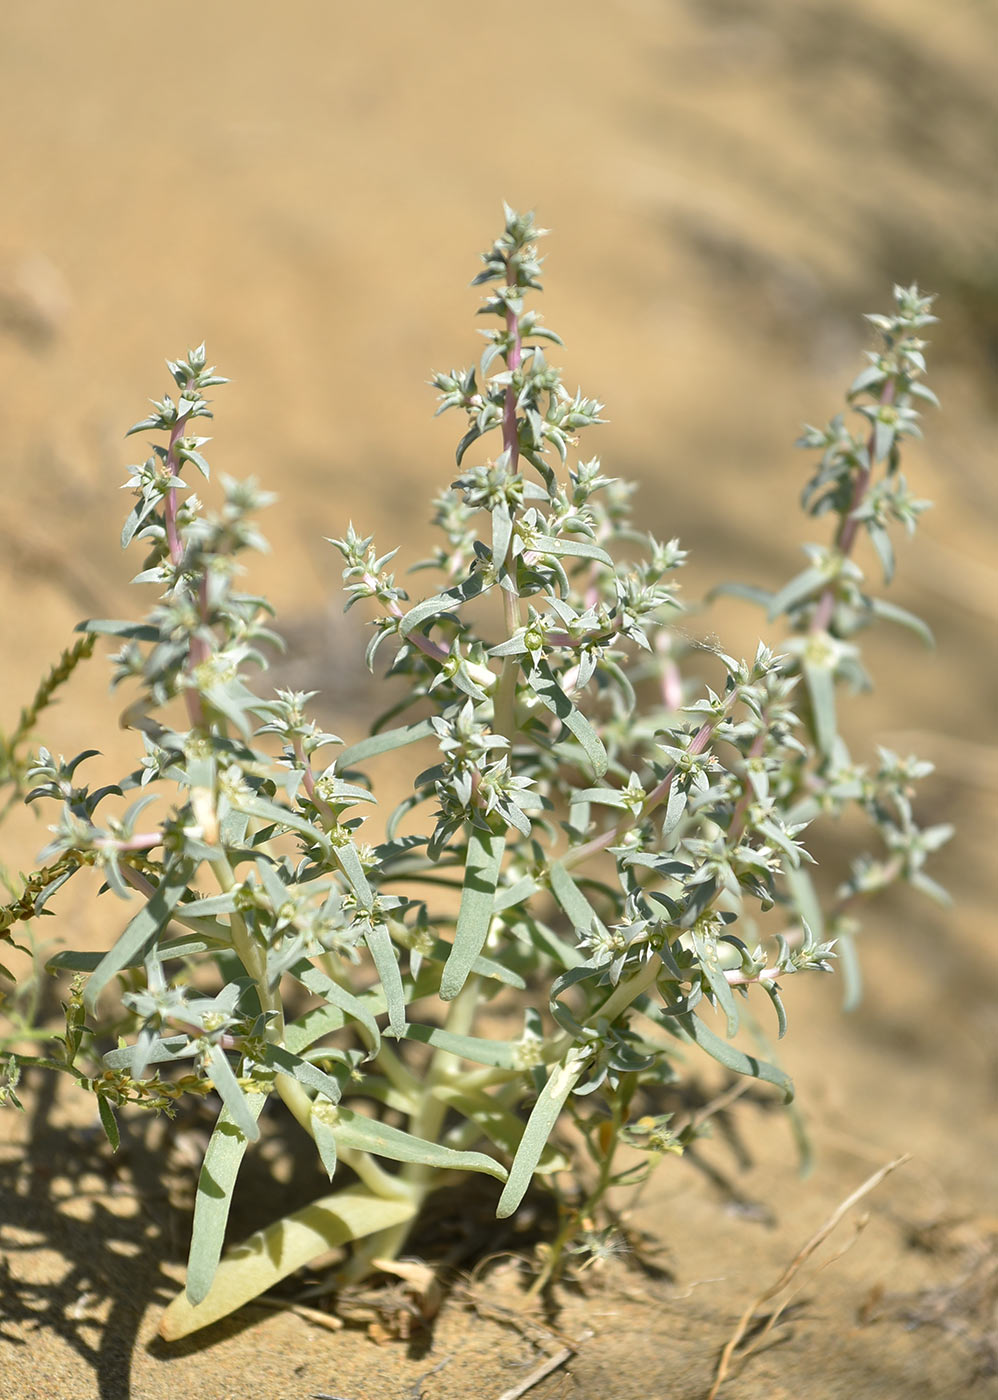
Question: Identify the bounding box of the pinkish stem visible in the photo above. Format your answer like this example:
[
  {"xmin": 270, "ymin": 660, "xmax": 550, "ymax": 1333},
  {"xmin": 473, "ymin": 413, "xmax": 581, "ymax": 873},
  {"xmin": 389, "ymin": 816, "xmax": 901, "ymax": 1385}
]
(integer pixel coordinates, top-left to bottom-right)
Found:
[
  {"xmin": 164, "ymin": 399, "xmax": 192, "ymax": 568},
  {"xmin": 503, "ymin": 302, "xmax": 522, "ymax": 470},
  {"xmin": 97, "ymin": 832, "xmax": 163, "ymax": 853},
  {"xmin": 723, "ymin": 965, "xmax": 780, "ymax": 987},
  {"xmin": 160, "ymin": 384, "xmax": 208, "ymax": 728},
  {"xmin": 377, "ymin": 586, "xmax": 450, "ymax": 665},
  {"xmin": 292, "ymin": 736, "xmax": 339, "ymax": 828},
  {"xmin": 563, "ymin": 715, "xmax": 722, "ymax": 870},
  {"xmin": 811, "ymin": 379, "xmax": 897, "ymax": 635}
]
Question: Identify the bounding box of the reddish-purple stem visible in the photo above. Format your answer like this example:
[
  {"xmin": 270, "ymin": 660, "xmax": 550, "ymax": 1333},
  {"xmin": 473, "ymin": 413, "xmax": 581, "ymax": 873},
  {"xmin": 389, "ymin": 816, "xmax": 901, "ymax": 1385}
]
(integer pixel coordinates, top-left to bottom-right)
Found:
[
  {"xmin": 724, "ymin": 965, "xmax": 781, "ymax": 988},
  {"xmin": 97, "ymin": 833, "xmax": 163, "ymax": 853},
  {"xmin": 164, "ymin": 402, "xmax": 191, "ymax": 568},
  {"xmin": 811, "ymin": 379, "xmax": 897, "ymax": 634},
  {"xmin": 376, "ymin": 586, "xmax": 451, "ymax": 665},
  {"xmin": 563, "ymin": 716, "xmax": 720, "ymax": 870},
  {"xmin": 503, "ymin": 301, "xmax": 522, "ymax": 470},
  {"xmin": 292, "ymin": 736, "xmax": 338, "ymax": 828},
  {"xmin": 160, "ymin": 386, "xmax": 208, "ymax": 728}
]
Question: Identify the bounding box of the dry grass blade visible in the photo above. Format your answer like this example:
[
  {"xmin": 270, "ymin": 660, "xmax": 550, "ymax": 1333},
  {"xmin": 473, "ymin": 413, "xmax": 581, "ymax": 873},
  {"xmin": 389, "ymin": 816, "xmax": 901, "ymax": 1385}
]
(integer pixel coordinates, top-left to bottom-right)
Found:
[{"xmin": 705, "ymin": 1153, "xmax": 910, "ymax": 1400}]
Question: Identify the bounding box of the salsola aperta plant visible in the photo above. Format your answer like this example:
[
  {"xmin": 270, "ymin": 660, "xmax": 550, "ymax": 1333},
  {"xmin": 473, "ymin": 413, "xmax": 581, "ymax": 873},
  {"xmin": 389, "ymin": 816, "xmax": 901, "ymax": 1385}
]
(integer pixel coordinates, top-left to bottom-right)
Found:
[{"xmin": 0, "ymin": 207, "xmax": 949, "ymax": 1339}]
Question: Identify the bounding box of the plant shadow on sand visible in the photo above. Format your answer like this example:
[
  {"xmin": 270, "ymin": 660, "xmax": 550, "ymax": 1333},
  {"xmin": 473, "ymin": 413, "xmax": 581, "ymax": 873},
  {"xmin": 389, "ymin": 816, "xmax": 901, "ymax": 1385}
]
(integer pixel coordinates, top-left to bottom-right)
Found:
[
  {"xmin": 6, "ymin": 1015, "xmax": 791, "ymax": 1396},
  {"xmin": 4, "ymin": 1009, "xmax": 998, "ymax": 1399}
]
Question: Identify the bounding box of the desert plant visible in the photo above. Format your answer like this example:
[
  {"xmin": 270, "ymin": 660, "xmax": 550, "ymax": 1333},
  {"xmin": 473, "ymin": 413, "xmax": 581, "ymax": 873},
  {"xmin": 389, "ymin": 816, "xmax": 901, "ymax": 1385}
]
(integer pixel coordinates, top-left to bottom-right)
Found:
[{"xmin": 0, "ymin": 208, "xmax": 949, "ymax": 1339}]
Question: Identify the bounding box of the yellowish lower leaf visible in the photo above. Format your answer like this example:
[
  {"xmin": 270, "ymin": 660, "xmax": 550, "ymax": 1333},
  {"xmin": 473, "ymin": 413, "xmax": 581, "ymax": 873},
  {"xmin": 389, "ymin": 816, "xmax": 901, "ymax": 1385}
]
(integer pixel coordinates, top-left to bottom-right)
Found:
[{"xmin": 159, "ymin": 1188, "xmax": 416, "ymax": 1340}]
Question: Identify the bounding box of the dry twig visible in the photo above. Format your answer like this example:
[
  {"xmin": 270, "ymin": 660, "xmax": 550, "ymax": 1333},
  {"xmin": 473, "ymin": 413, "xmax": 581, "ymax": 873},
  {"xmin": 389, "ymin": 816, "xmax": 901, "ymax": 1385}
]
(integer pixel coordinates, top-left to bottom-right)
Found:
[
  {"xmin": 251, "ymin": 1296, "xmax": 344, "ymax": 1331},
  {"xmin": 705, "ymin": 1154, "xmax": 910, "ymax": 1400},
  {"xmin": 495, "ymin": 1328, "xmax": 592, "ymax": 1400},
  {"xmin": 495, "ymin": 1346, "xmax": 574, "ymax": 1400}
]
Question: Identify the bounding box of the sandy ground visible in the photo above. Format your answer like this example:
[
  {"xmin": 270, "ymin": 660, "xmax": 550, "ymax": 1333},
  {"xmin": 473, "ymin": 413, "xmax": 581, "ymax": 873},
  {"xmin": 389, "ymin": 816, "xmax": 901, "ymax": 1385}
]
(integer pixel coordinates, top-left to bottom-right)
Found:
[{"xmin": 1, "ymin": 2, "xmax": 996, "ymax": 1397}]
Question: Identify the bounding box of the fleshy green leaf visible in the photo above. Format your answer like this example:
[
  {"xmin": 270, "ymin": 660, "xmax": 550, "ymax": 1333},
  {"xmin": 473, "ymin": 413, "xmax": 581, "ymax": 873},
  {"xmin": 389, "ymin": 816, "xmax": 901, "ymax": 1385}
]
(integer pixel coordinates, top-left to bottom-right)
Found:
[
  {"xmin": 433, "ymin": 1084, "xmax": 567, "ymax": 1171},
  {"xmin": 233, "ymin": 792, "xmax": 331, "ymax": 854},
  {"xmin": 399, "ymin": 572, "xmax": 489, "ymax": 639},
  {"xmin": 529, "ymin": 660, "xmax": 607, "ymax": 778},
  {"xmin": 548, "ymin": 860, "xmax": 597, "ymax": 940},
  {"xmin": 311, "ymin": 1114, "xmax": 338, "ymax": 1180},
  {"xmin": 330, "ymin": 1107, "xmax": 507, "ymax": 1178},
  {"xmin": 763, "ymin": 980, "xmax": 788, "ymax": 1039},
  {"xmin": 184, "ymin": 1095, "xmax": 268, "ymax": 1306},
  {"xmin": 49, "ymin": 932, "xmax": 226, "ymax": 973},
  {"xmin": 334, "ymin": 840, "xmax": 374, "ymax": 909},
  {"xmin": 96, "ymin": 1094, "xmax": 120, "ymax": 1151},
  {"xmin": 84, "ymin": 861, "xmax": 192, "ymax": 1012},
  {"xmin": 263, "ymin": 1044, "xmax": 343, "ymax": 1105},
  {"xmin": 290, "ymin": 960, "xmax": 381, "ymax": 1056},
  {"xmin": 767, "ymin": 565, "xmax": 828, "ymax": 621},
  {"xmin": 398, "ymin": 1023, "xmax": 518, "ymax": 1068},
  {"xmin": 104, "ymin": 1035, "xmax": 195, "ymax": 1070},
  {"xmin": 440, "ymin": 826, "xmax": 506, "ymax": 1001},
  {"xmin": 696, "ymin": 942, "xmax": 740, "ymax": 1039},
  {"xmin": 164, "ymin": 1187, "xmax": 415, "ymax": 1338},
  {"xmin": 868, "ymin": 596, "xmax": 934, "ymax": 648},
  {"xmin": 496, "ymin": 1047, "xmax": 590, "ymax": 1218},
  {"xmin": 836, "ymin": 930, "xmax": 863, "ymax": 1012},
  {"xmin": 803, "ymin": 657, "xmax": 837, "ymax": 756},
  {"xmin": 338, "ymin": 719, "xmax": 436, "ymax": 768},
  {"xmin": 675, "ymin": 1011, "xmax": 793, "ymax": 1101},
  {"xmin": 205, "ymin": 1044, "xmax": 261, "ymax": 1142},
  {"xmin": 528, "ymin": 535, "xmax": 613, "ymax": 567},
  {"xmin": 363, "ymin": 920, "xmax": 406, "ymax": 1036},
  {"xmin": 77, "ymin": 619, "xmax": 160, "ymax": 641}
]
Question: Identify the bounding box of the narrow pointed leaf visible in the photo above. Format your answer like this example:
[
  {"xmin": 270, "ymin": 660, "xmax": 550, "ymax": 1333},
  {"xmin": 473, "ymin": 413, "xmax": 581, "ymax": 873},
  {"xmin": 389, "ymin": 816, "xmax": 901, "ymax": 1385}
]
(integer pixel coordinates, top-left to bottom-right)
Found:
[
  {"xmin": 312, "ymin": 1114, "xmax": 338, "ymax": 1180},
  {"xmin": 330, "ymin": 1107, "xmax": 507, "ymax": 1179},
  {"xmin": 836, "ymin": 929, "xmax": 863, "ymax": 1012},
  {"xmin": 50, "ymin": 932, "xmax": 227, "ymax": 973},
  {"xmin": 334, "ymin": 841, "xmax": 374, "ymax": 909},
  {"xmin": 338, "ymin": 719, "xmax": 436, "ymax": 768},
  {"xmin": 363, "ymin": 920, "xmax": 405, "ymax": 1035},
  {"xmin": 84, "ymin": 861, "xmax": 191, "ymax": 1012},
  {"xmin": 491, "ymin": 498, "xmax": 513, "ymax": 570},
  {"xmin": 528, "ymin": 535, "xmax": 613, "ymax": 567},
  {"xmin": 763, "ymin": 981, "xmax": 789, "ymax": 1039},
  {"xmin": 185, "ymin": 1095, "xmax": 268, "ymax": 1305},
  {"xmin": 290, "ymin": 959, "xmax": 381, "ymax": 1055},
  {"xmin": 662, "ymin": 781, "xmax": 688, "ymax": 837},
  {"xmin": 497, "ymin": 1048, "xmax": 590, "ymax": 1218},
  {"xmin": 205, "ymin": 1044, "xmax": 261, "ymax": 1142},
  {"xmin": 432, "ymin": 1084, "xmax": 567, "ymax": 1171},
  {"xmin": 675, "ymin": 1011, "xmax": 793, "ymax": 1101},
  {"xmin": 803, "ymin": 658, "xmax": 837, "ymax": 756},
  {"xmin": 233, "ymin": 792, "xmax": 331, "ymax": 853},
  {"xmin": 783, "ymin": 865, "xmax": 824, "ymax": 938},
  {"xmin": 440, "ymin": 826, "xmax": 506, "ymax": 1001},
  {"xmin": 868, "ymin": 596, "xmax": 934, "ymax": 648},
  {"xmin": 767, "ymin": 566, "xmax": 827, "ymax": 621},
  {"xmin": 104, "ymin": 1035, "xmax": 195, "ymax": 1070},
  {"xmin": 399, "ymin": 1023, "xmax": 517, "ymax": 1068},
  {"xmin": 529, "ymin": 660, "xmax": 607, "ymax": 777},
  {"xmin": 399, "ymin": 573, "xmax": 488, "ymax": 639},
  {"xmin": 78, "ymin": 619, "xmax": 160, "ymax": 641},
  {"xmin": 263, "ymin": 1043, "xmax": 343, "ymax": 1105},
  {"xmin": 548, "ymin": 860, "xmax": 597, "ymax": 938},
  {"xmin": 96, "ymin": 1094, "xmax": 120, "ymax": 1151},
  {"xmin": 697, "ymin": 954, "xmax": 740, "ymax": 1039}
]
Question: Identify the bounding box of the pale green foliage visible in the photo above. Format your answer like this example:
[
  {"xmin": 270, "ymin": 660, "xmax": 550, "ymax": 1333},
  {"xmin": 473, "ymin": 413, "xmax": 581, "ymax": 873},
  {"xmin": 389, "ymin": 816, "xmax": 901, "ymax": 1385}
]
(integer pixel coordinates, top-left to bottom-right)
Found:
[{"xmin": 0, "ymin": 211, "xmax": 948, "ymax": 1335}]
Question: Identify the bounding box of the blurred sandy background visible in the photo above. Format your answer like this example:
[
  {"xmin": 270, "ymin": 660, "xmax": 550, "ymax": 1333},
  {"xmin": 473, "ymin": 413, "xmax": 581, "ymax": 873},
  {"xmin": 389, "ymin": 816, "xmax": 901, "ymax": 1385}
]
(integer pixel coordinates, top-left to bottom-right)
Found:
[{"xmin": 1, "ymin": 3, "xmax": 996, "ymax": 1398}]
